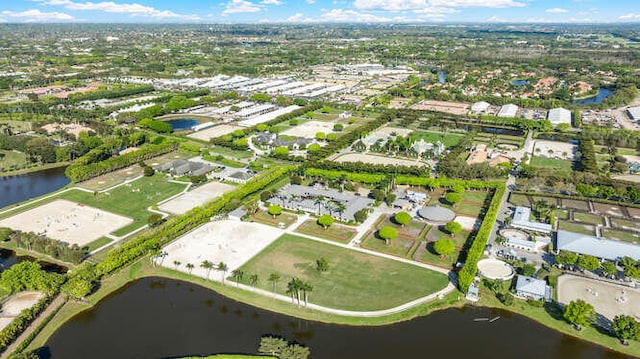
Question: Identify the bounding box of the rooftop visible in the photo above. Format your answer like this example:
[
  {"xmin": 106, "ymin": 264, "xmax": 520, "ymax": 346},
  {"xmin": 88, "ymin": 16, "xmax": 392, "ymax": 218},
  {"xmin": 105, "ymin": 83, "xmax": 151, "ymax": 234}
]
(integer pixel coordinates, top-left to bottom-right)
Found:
[{"xmin": 556, "ymin": 230, "xmax": 640, "ymax": 261}]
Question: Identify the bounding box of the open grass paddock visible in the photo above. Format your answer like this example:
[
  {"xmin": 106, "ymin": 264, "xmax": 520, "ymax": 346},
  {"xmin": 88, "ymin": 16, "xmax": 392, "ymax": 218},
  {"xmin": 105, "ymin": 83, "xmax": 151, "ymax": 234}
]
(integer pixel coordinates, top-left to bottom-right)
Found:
[{"xmin": 237, "ymin": 234, "xmax": 449, "ymax": 311}]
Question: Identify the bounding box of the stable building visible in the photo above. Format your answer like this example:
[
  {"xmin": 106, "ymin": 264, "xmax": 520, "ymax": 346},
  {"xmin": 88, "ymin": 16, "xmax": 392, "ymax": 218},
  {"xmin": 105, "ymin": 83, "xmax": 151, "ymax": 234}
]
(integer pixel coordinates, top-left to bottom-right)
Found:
[
  {"xmin": 556, "ymin": 230, "xmax": 640, "ymax": 262},
  {"xmin": 547, "ymin": 108, "xmax": 572, "ymax": 127},
  {"xmin": 515, "ymin": 275, "xmax": 551, "ymax": 301},
  {"xmin": 628, "ymin": 106, "xmax": 640, "ymax": 122},
  {"xmin": 511, "ymin": 206, "xmax": 552, "ymax": 233},
  {"xmin": 497, "ymin": 104, "xmax": 519, "ymax": 118}
]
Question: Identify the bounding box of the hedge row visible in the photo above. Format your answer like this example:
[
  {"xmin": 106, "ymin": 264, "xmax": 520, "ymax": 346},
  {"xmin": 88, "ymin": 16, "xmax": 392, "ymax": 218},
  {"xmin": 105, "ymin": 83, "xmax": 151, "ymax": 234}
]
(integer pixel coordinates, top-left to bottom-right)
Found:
[
  {"xmin": 95, "ymin": 166, "xmax": 293, "ymax": 277},
  {"xmin": 10, "ymin": 297, "xmax": 67, "ymax": 356},
  {"xmin": 65, "ymin": 142, "xmax": 178, "ymax": 182},
  {"xmin": 304, "ymin": 168, "xmax": 386, "ymax": 184},
  {"xmin": 457, "ymin": 183, "xmax": 506, "ymax": 292},
  {"xmin": 396, "ymin": 176, "xmax": 503, "ymax": 191},
  {"xmin": 308, "ymin": 160, "xmax": 429, "ymax": 177},
  {"xmin": 0, "ymin": 295, "xmax": 54, "ymax": 352}
]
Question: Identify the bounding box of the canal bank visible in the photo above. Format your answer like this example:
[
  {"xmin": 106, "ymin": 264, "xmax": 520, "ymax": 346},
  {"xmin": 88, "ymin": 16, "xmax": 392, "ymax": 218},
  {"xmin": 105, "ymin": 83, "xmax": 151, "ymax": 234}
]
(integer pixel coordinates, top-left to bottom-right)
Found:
[{"xmin": 21, "ymin": 259, "xmax": 640, "ymax": 358}]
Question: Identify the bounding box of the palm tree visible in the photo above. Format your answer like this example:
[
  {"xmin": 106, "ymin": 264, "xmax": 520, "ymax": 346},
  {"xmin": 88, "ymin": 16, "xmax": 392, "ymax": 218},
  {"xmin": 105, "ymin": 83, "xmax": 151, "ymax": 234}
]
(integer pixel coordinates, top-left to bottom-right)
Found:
[
  {"xmin": 173, "ymin": 260, "xmax": 181, "ymax": 270},
  {"xmin": 217, "ymin": 262, "xmax": 229, "ymax": 285},
  {"xmin": 268, "ymin": 273, "xmax": 280, "ymax": 295},
  {"xmin": 315, "ymin": 195, "xmax": 325, "ymax": 215},
  {"xmin": 300, "ymin": 281, "xmax": 313, "ymax": 307},
  {"xmin": 286, "ymin": 278, "xmax": 299, "ymax": 305},
  {"xmin": 186, "ymin": 263, "xmax": 194, "ymax": 274},
  {"xmin": 200, "ymin": 260, "xmax": 213, "ymax": 279},
  {"xmin": 249, "ymin": 274, "xmax": 259, "ymax": 287},
  {"xmin": 150, "ymin": 249, "xmax": 160, "ymax": 267},
  {"xmin": 231, "ymin": 269, "xmax": 244, "ymax": 287},
  {"xmin": 335, "ymin": 203, "xmax": 346, "ymax": 221}
]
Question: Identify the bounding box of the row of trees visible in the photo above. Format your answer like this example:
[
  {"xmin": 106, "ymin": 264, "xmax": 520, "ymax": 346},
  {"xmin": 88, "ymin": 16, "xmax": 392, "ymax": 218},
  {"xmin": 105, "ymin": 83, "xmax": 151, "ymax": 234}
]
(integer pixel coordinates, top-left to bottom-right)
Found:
[
  {"xmin": 258, "ymin": 336, "xmax": 311, "ymax": 359},
  {"xmin": 65, "ymin": 141, "xmax": 177, "ymax": 182},
  {"xmin": 563, "ymin": 299, "xmax": 639, "ymax": 344},
  {"xmin": 307, "ymin": 159, "xmax": 429, "ymax": 177},
  {"xmin": 11, "ymin": 231, "xmax": 86, "ymax": 264}
]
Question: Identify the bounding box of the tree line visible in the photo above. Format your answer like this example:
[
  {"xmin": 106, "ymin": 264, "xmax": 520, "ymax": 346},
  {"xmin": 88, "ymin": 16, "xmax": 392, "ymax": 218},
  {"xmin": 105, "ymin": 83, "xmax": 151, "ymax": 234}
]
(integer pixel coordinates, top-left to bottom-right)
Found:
[{"xmin": 10, "ymin": 231, "xmax": 86, "ymax": 264}]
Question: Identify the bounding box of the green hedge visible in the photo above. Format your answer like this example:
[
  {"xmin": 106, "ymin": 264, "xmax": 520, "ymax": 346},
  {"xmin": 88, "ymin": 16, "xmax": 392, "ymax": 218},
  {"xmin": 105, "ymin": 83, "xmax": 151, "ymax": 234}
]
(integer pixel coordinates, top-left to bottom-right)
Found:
[
  {"xmin": 0, "ymin": 295, "xmax": 54, "ymax": 352},
  {"xmin": 65, "ymin": 142, "xmax": 177, "ymax": 182},
  {"xmin": 304, "ymin": 168, "xmax": 386, "ymax": 184}
]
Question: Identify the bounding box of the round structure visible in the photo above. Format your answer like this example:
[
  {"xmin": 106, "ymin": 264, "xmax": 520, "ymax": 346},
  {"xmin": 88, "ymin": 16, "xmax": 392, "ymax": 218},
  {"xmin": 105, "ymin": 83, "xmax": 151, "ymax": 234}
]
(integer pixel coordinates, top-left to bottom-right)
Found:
[
  {"xmin": 500, "ymin": 228, "xmax": 530, "ymax": 242},
  {"xmin": 477, "ymin": 258, "xmax": 515, "ymax": 281},
  {"xmin": 418, "ymin": 205, "xmax": 456, "ymax": 223}
]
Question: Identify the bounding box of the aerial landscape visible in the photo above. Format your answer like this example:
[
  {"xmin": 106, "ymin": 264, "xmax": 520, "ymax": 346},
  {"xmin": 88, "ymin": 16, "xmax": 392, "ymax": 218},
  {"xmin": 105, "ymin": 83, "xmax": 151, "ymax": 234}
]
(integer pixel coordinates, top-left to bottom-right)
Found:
[{"xmin": 1, "ymin": 0, "xmax": 640, "ymax": 358}]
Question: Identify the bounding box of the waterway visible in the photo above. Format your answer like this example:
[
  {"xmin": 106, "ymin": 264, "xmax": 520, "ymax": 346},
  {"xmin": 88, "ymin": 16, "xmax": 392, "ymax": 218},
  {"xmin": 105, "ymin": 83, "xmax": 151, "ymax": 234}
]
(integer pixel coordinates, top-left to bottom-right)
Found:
[
  {"xmin": 43, "ymin": 277, "xmax": 628, "ymax": 359},
  {"xmin": 0, "ymin": 167, "xmax": 69, "ymax": 209},
  {"xmin": 572, "ymin": 88, "xmax": 614, "ymax": 105},
  {"xmin": 0, "ymin": 249, "xmax": 68, "ymax": 273},
  {"xmin": 167, "ymin": 118, "xmax": 200, "ymax": 131},
  {"xmin": 438, "ymin": 70, "xmax": 446, "ymax": 84}
]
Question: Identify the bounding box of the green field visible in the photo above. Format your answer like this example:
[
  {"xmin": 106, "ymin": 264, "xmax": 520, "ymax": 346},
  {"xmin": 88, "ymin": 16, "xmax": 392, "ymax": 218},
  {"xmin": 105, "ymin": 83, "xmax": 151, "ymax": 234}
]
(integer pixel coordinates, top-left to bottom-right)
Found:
[
  {"xmin": 602, "ymin": 229, "xmax": 640, "ymax": 244},
  {"xmin": 1, "ymin": 174, "xmax": 187, "ymax": 236},
  {"xmin": 295, "ymin": 220, "xmax": 357, "ymax": 243},
  {"xmin": 0, "ymin": 150, "xmax": 28, "ymax": 172},
  {"xmin": 558, "ymin": 221, "xmax": 596, "ymax": 236},
  {"xmin": 237, "ymin": 234, "xmax": 449, "ymax": 311},
  {"xmin": 508, "ymin": 193, "xmax": 531, "ymax": 207},
  {"xmin": 573, "ymin": 212, "xmax": 604, "ymax": 226},
  {"xmin": 410, "ymin": 131, "xmax": 464, "ymax": 147},
  {"xmin": 530, "ymin": 156, "xmax": 574, "ymax": 171}
]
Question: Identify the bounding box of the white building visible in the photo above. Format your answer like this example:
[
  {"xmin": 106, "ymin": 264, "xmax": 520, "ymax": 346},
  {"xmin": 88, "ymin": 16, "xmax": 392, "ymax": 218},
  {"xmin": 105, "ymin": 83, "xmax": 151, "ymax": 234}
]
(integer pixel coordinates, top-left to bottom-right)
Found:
[
  {"xmin": 628, "ymin": 106, "xmax": 640, "ymax": 122},
  {"xmin": 471, "ymin": 101, "xmax": 491, "ymax": 114},
  {"xmin": 511, "ymin": 206, "xmax": 552, "ymax": 233},
  {"xmin": 497, "ymin": 104, "xmax": 518, "ymax": 118},
  {"xmin": 547, "ymin": 108, "xmax": 572, "ymax": 127}
]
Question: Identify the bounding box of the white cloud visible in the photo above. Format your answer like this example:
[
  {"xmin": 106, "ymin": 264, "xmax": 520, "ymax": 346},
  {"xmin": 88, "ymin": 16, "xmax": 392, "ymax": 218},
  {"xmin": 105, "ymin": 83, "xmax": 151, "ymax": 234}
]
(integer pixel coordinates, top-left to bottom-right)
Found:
[
  {"xmin": 546, "ymin": 8, "xmax": 567, "ymax": 13},
  {"xmin": 354, "ymin": 0, "xmax": 428, "ymax": 11},
  {"xmin": 222, "ymin": 0, "xmax": 261, "ymax": 15},
  {"xmin": 287, "ymin": 13, "xmax": 304, "ymax": 21},
  {"xmin": 430, "ymin": 0, "xmax": 525, "ymax": 7},
  {"xmin": 1, "ymin": 9, "xmax": 76, "ymax": 22},
  {"xmin": 261, "ymin": 0, "xmax": 283, "ymax": 4},
  {"xmin": 413, "ymin": 6, "xmax": 458, "ymax": 18},
  {"xmin": 319, "ymin": 9, "xmax": 408, "ymax": 22},
  {"xmin": 36, "ymin": 0, "xmax": 199, "ymax": 20},
  {"xmin": 620, "ymin": 13, "xmax": 640, "ymax": 20},
  {"xmin": 305, "ymin": 0, "xmax": 315, "ymax": 3}
]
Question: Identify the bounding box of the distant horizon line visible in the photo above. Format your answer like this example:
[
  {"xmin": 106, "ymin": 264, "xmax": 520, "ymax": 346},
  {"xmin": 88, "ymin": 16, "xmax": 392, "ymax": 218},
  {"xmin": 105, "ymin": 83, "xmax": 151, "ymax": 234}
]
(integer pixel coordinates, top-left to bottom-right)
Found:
[{"xmin": 0, "ymin": 21, "xmax": 639, "ymax": 26}]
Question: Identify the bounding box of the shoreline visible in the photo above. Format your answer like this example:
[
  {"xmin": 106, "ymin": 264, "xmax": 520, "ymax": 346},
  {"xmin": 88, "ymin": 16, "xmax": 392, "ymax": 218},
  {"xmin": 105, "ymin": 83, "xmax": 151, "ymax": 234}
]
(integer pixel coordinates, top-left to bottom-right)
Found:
[
  {"xmin": 0, "ymin": 162, "xmax": 69, "ymax": 178},
  {"xmin": 22, "ymin": 259, "xmax": 640, "ymax": 358}
]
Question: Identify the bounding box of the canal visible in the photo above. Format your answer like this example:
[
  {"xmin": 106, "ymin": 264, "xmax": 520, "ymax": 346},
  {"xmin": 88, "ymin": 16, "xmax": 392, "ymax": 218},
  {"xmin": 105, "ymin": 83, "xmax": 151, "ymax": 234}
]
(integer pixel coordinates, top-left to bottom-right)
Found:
[
  {"xmin": 43, "ymin": 277, "xmax": 629, "ymax": 359},
  {"xmin": 0, "ymin": 167, "xmax": 70, "ymax": 209}
]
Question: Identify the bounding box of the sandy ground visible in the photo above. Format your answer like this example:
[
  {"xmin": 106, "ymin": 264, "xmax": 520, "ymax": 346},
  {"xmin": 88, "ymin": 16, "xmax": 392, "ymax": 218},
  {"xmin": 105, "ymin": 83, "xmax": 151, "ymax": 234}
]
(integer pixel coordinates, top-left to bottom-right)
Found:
[
  {"xmin": 454, "ymin": 215, "xmax": 479, "ymax": 231},
  {"xmin": 159, "ymin": 220, "xmax": 284, "ymax": 278},
  {"xmin": 188, "ymin": 124, "xmax": 241, "ymax": 141},
  {"xmin": 281, "ymin": 120, "xmax": 337, "ymax": 138},
  {"xmin": 0, "ymin": 291, "xmax": 44, "ymax": 331},
  {"xmin": 532, "ymin": 140, "xmax": 577, "ymax": 160},
  {"xmin": 410, "ymin": 100, "xmax": 470, "ymax": 116},
  {"xmin": 368, "ymin": 126, "xmax": 413, "ymax": 138},
  {"xmin": 477, "ymin": 259, "xmax": 514, "ymax": 280},
  {"xmin": 159, "ymin": 182, "xmax": 235, "ymax": 215},
  {"xmin": 612, "ymin": 174, "xmax": 640, "ymax": 183},
  {"xmin": 557, "ymin": 275, "xmax": 640, "ymax": 321},
  {"xmin": 335, "ymin": 153, "xmax": 424, "ymax": 167},
  {"xmin": 0, "ymin": 199, "xmax": 132, "ymax": 246}
]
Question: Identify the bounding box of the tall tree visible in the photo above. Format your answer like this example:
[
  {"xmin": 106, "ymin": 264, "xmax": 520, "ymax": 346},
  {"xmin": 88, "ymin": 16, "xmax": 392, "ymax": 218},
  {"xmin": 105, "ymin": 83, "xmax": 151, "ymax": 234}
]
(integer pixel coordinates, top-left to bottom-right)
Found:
[
  {"xmin": 612, "ymin": 315, "xmax": 639, "ymax": 345},
  {"xmin": 217, "ymin": 262, "xmax": 229, "ymax": 285},
  {"xmin": 200, "ymin": 260, "xmax": 213, "ymax": 279},
  {"xmin": 563, "ymin": 299, "xmax": 596, "ymax": 330},
  {"xmin": 268, "ymin": 273, "xmax": 281, "ymax": 295}
]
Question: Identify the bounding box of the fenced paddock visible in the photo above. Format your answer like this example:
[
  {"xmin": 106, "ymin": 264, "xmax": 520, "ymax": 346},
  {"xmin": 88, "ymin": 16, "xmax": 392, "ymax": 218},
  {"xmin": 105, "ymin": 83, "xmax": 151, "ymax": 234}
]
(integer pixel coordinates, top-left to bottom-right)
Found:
[
  {"xmin": 158, "ymin": 182, "xmax": 235, "ymax": 215},
  {"xmin": 557, "ymin": 274, "xmax": 640, "ymax": 321},
  {"xmin": 0, "ymin": 199, "xmax": 132, "ymax": 246}
]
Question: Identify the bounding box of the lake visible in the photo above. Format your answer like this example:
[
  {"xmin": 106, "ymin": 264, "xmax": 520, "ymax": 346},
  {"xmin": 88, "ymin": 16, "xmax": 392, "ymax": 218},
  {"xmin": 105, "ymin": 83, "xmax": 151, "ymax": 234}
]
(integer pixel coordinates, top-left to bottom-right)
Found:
[
  {"xmin": 0, "ymin": 167, "xmax": 70, "ymax": 209},
  {"xmin": 0, "ymin": 248, "xmax": 68, "ymax": 273},
  {"xmin": 572, "ymin": 88, "xmax": 614, "ymax": 105},
  {"xmin": 167, "ymin": 119, "xmax": 200, "ymax": 131},
  {"xmin": 511, "ymin": 80, "xmax": 529, "ymax": 86},
  {"xmin": 43, "ymin": 277, "xmax": 629, "ymax": 359},
  {"xmin": 438, "ymin": 70, "xmax": 446, "ymax": 84}
]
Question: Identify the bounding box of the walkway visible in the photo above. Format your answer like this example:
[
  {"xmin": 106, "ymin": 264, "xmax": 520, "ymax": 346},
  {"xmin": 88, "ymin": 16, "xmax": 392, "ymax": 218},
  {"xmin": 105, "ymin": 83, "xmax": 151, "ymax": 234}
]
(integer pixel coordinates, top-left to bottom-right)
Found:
[
  {"xmin": 348, "ymin": 203, "xmax": 396, "ymax": 247},
  {"xmin": 1, "ymin": 295, "xmax": 66, "ymax": 359}
]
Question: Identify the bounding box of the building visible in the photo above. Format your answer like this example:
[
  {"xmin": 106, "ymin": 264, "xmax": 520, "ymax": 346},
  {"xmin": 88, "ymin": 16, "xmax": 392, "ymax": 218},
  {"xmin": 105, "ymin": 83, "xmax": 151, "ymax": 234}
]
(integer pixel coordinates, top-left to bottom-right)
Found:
[
  {"xmin": 511, "ymin": 206, "xmax": 552, "ymax": 233},
  {"xmin": 158, "ymin": 159, "xmax": 215, "ymax": 177},
  {"xmin": 497, "ymin": 104, "xmax": 519, "ymax": 118},
  {"xmin": 515, "ymin": 275, "xmax": 551, "ymax": 301},
  {"xmin": 471, "ymin": 101, "xmax": 491, "ymax": 114},
  {"xmin": 228, "ymin": 207, "xmax": 247, "ymax": 221},
  {"xmin": 628, "ymin": 106, "xmax": 640, "ymax": 122},
  {"xmin": 411, "ymin": 139, "xmax": 444, "ymax": 157},
  {"xmin": 547, "ymin": 108, "xmax": 572, "ymax": 127},
  {"xmin": 556, "ymin": 230, "xmax": 640, "ymax": 262}
]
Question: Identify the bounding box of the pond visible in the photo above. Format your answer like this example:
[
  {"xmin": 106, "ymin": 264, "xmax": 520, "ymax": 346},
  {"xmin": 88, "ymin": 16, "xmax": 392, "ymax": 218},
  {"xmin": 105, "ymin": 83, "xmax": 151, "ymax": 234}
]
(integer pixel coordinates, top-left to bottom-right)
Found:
[
  {"xmin": 0, "ymin": 167, "xmax": 70, "ymax": 209},
  {"xmin": 511, "ymin": 80, "xmax": 529, "ymax": 86},
  {"xmin": 43, "ymin": 277, "xmax": 628, "ymax": 359},
  {"xmin": 571, "ymin": 88, "xmax": 614, "ymax": 105},
  {"xmin": 438, "ymin": 70, "xmax": 446, "ymax": 84},
  {"xmin": 166, "ymin": 118, "xmax": 200, "ymax": 131},
  {"xmin": 0, "ymin": 248, "xmax": 68, "ymax": 274}
]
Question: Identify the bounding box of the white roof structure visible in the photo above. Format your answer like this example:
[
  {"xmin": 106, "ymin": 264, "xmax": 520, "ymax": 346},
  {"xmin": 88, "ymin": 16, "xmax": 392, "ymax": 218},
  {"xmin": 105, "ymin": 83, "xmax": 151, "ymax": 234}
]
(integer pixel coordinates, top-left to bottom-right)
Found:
[
  {"xmin": 628, "ymin": 106, "xmax": 640, "ymax": 122},
  {"xmin": 547, "ymin": 108, "xmax": 572, "ymax": 126},
  {"xmin": 471, "ymin": 101, "xmax": 490, "ymax": 113},
  {"xmin": 556, "ymin": 230, "xmax": 640, "ymax": 261},
  {"xmin": 515, "ymin": 275, "xmax": 551, "ymax": 301},
  {"xmin": 497, "ymin": 104, "xmax": 519, "ymax": 118},
  {"xmin": 237, "ymin": 105, "xmax": 301, "ymax": 127},
  {"xmin": 511, "ymin": 206, "xmax": 552, "ymax": 233}
]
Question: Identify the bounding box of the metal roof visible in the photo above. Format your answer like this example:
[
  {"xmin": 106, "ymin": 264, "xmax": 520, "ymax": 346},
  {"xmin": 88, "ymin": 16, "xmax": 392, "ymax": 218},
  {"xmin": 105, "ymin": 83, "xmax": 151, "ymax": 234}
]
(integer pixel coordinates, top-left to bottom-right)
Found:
[{"xmin": 556, "ymin": 230, "xmax": 640, "ymax": 261}]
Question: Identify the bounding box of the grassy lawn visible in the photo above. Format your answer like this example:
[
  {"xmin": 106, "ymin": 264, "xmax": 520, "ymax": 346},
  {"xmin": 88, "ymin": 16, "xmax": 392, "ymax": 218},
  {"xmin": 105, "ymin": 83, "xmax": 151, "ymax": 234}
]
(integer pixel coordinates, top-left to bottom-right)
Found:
[
  {"xmin": 417, "ymin": 242, "xmax": 460, "ymax": 269},
  {"xmin": 0, "ymin": 150, "xmax": 28, "ymax": 171},
  {"xmin": 573, "ymin": 212, "xmax": 604, "ymax": 226},
  {"xmin": 362, "ymin": 233, "xmax": 416, "ymax": 258},
  {"xmin": 295, "ymin": 219, "xmax": 356, "ymax": 243},
  {"xmin": 554, "ymin": 209, "xmax": 570, "ymax": 220},
  {"xmin": 561, "ymin": 199, "xmax": 590, "ymax": 211},
  {"xmin": 249, "ymin": 210, "xmax": 298, "ymax": 229},
  {"xmin": 238, "ymin": 234, "xmax": 449, "ymax": 311},
  {"xmin": 558, "ymin": 221, "xmax": 596, "ymax": 236},
  {"xmin": 508, "ymin": 193, "xmax": 531, "ymax": 207},
  {"xmin": 410, "ymin": 131, "xmax": 464, "ymax": 147},
  {"xmin": 208, "ymin": 145, "xmax": 253, "ymax": 159},
  {"xmin": 456, "ymin": 202, "xmax": 484, "ymax": 217},
  {"xmin": 530, "ymin": 156, "xmax": 574, "ymax": 171},
  {"xmin": 611, "ymin": 218, "xmax": 640, "ymax": 230},
  {"xmin": 425, "ymin": 226, "xmax": 471, "ymax": 248},
  {"xmin": 602, "ymin": 229, "xmax": 640, "ymax": 244},
  {"xmin": 459, "ymin": 191, "xmax": 489, "ymax": 204},
  {"xmin": 84, "ymin": 237, "xmax": 113, "ymax": 252}
]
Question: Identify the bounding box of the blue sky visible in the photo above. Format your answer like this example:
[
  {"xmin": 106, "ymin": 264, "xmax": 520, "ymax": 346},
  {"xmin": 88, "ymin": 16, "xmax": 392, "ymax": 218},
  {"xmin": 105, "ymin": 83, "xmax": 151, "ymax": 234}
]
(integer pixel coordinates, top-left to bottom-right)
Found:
[{"xmin": 0, "ymin": 0, "xmax": 639, "ymax": 23}]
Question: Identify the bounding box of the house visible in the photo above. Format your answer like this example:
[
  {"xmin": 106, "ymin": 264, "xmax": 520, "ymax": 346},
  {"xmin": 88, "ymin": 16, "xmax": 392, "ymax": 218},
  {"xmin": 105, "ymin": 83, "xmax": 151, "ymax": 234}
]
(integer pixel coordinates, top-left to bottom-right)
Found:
[
  {"xmin": 556, "ymin": 230, "xmax": 640, "ymax": 262},
  {"xmin": 228, "ymin": 207, "xmax": 247, "ymax": 221},
  {"xmin": 158, "ymin": 159, "xmax": 215, "ymax": 177},
  {"xmin": 515, "ymin": 275, "xmax": 551, "ymax": 301},
  {"xmin": 226, "ymin": 170, "xmax": 254, "ymax": 184},
  {"xmin": 411, "ymin": 139, "xmax": 444, "ymax": 157},
  {"xmin": 511, "ymin": 206, "xmax": 552, "ymax": 233}
]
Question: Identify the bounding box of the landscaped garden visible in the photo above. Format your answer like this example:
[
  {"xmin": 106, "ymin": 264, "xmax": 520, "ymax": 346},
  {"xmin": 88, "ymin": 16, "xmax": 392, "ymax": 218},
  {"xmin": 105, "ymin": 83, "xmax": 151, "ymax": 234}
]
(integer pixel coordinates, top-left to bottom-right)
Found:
[
  {"xmin": 249, "ymin": 209, "xmax": 298, "ymax": 229},
  {"xmin": 361, "ymin": 214, "xmax": 430, "ymax": 258},
  {"xmin": 237, "ymin": 234, "xmax": 449, "ymax": 311},
  {"xmin": 530, "ymin": 156, "xmax": 574, "ymax": 172},
  {"xmin": 295, "ymin": 219, "xmax": 357, "ymax": 243}
]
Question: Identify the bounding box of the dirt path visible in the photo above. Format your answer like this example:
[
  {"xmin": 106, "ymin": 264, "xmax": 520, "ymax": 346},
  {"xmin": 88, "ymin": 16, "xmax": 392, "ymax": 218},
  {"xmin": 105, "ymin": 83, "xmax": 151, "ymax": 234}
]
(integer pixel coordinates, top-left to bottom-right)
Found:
[{"xmin": 1, "ymin": 295, "xmax": 66, "ymax": 358}]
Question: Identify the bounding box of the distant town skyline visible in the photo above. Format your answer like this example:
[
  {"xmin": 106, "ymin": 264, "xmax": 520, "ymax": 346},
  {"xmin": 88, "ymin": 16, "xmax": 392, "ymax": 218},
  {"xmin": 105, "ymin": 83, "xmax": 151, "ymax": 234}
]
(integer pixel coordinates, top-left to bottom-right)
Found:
[{"xmin": 0, "ymin": 0, "xmax": 639, "ymax": 24}]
